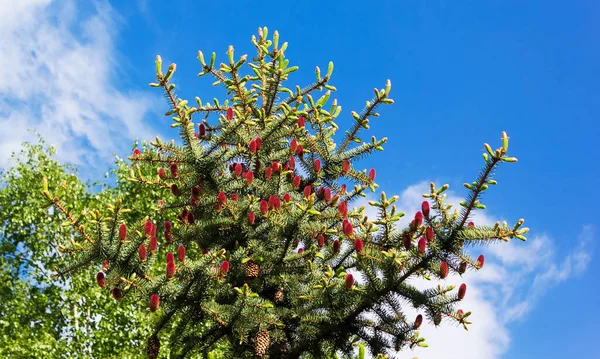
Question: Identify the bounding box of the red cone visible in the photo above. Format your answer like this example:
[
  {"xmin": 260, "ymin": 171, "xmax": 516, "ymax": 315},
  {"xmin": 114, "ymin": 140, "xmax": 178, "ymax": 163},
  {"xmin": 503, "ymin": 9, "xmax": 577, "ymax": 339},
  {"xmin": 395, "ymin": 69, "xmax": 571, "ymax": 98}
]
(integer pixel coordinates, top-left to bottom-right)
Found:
[
  {"xmin": 477, "ymin": 254, "xmax": 485, "ymax": 269},
  {"xmin": 139, "ymin": 244, "xmax": 147, "ymax": 262},
  {"xmin": 368, "ymin": 168, "xmax": 376, "ymax": 181},
  {"xmin": 230, "ymin": 193, "xmax": 239, "ymax": 202},
  {"xmin": 164, "ymin": 221, "xmax": 172, "ymax": 232},
  {"xmin": 333, "ymin": 239, "xmax": 340, "ymax": 254},
  {"xmin": 354, "ymin": 238, "xmax": 364, "ymax": 254},
  {"xmin": 418, "ymin": 237, "xmax": 426, "ymax": 255},
  {"xmin": 220, "ymin": 261, "xmax": 230, "ymax": 275},
  {"xmin": 246, "ymin": 171, "xmax": 254, "ymax": 185},
  {"xmin": 290, "ymin": 139, "xmax": 298, "ymax": 153},
  {"xmin": 112, "ymin": 287, "xmax": 122, "ymax": 301},
  {"xmin": 296, "ymin": 144, "xmax": 304, "ymax": 158},
  {"xmin": 283, "ymin": 193, "xmax": 291, "ymax": 203},
  {"xmin": 265, "ymin": 167, "xmax": 272, "ymax": 181},
  {"xmin": 297, "ymin": 117, "xmax": 305, "ymax": 128},
  {"xmin": 440, "ymin": 261, "xmax": 449, "ymax": 279},
  {"xmin": 170, "ymin": 184, "xmax": 180, "ymax": 197},
  {"xmin": 338, "ymin": 201, "xmax": 348, "ymax": 219},
  {"xmin": 249, "ymin": 140, "xmax": 257, "ymax": 153},
  {"xmin": 166, "ymin": 252, "xmax": 174, "ymax": 264},
  {"xmin": 422, "ymin": 201, "xmax": 430, "ymax": 218},
  {"xmin": 314, "ymin": 159, "xmax": 321, "ymax": 173},
  {"xmin": 426, "ymin": 227, "xmax": 434, "ymax": 243},
  {"xmin": 158, "ymin": 168, "xmax": 166, "ymax": 179},
  {"xmin": 119, "ymin": 224, "xmax": 127, "ymax": 242},
  {"xmin": 149, "ymin": 236, "xmax": 157, "ymax": 254},
  {"xmin": 414, "ymin": 314, "xmax": 423, "ymax": 329},
  {"xmin": 166, "ymin": 261, "xmax": 175, "ymax": 279},
  {"xmin": 303, "ymin": 185, "xmax": 311, "ymax": 199},
  {"xmin": 235, "ymin": 163, "xmax": 243, "ymax": 177},
  {"xmin": 177, "ymin": 245, "xmax": 186, "ymax": 263},
  {"xmin": 149, "ymin": 294, "xmax": 160, "ymax": 312},
  {"xmin": 345, "ymin": 273, "xmax": 354, "ymax": 289},
  {"xmin": 458, "ymin": 283, "xmax": 467, "ymax": 300},
  {"xmin": 226, "ymin": 107, "xmax": 233, "ymax": 120},
  {"xmin": 317, "ymin": 234, "xmax": 325, "ymax": 248},
  {"xmin": 198, "ymin": 123, "xmax": 206, "ymax": 137},
  {"xmin": 414, "ymin": 211, "xmax": 423, "ymax": 227},
  {"xmin": 133, "ymin": 148, "xmax": 141, "ymax": 158},
  {"xmin": 293, "ymin": 175, "xmax": 301, "ymax": 189},
  {"xmin": 324, "ymin": 188, "xmax": 331, "ymax": 203},
  {"xmin": 170, "ymin": 163, "xmax": 178, "ymax": 178},
  {"xmin": 260, "ymin": 200, "xmax": 268, "ymax": 215},
  {"xmin": 96, "ymin": 272, "xmax": 105, "ymax": 288},
  {"xmin": 342, "ymin": 160, "xmax": 350, "ymax": 174},
  {"xmin": 248, "ymin": 212, "xmax": 256, "ymax": 225},
  {"xmin": 403, "ymin": 232, "xmax": 412, "ymax": 250},
  {"xmin": 468, "ymin": 222, "xmax": 474, "ymax": 227},
  {"xmin": 343, "ymin": 220, "xmax": 354, "ymax": 238},
  {"xmin": 218, "ymin": 192, "xmax": 227, "ymax": 205}
]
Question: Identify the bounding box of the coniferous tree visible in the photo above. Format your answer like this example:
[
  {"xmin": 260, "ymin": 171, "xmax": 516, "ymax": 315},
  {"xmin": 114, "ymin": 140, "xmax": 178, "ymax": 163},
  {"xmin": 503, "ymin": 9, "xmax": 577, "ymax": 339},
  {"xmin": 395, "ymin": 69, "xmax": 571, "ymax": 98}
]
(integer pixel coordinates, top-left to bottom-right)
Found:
[{"xmin": 46, "ymin": 27, "xmax": 528, "ymax": 358}]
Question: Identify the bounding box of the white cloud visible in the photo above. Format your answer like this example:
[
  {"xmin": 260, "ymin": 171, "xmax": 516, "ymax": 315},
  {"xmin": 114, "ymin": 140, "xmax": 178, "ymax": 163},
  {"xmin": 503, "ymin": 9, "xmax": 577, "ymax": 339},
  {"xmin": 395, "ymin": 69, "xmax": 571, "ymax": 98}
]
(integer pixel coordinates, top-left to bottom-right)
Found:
[
  {"xmin": 349, "ymin": 182, "xmax": 594, "ymax": 359},
  {"xmin": 0, "ymin": 0, "xmax": 162, "ymax": 173}
]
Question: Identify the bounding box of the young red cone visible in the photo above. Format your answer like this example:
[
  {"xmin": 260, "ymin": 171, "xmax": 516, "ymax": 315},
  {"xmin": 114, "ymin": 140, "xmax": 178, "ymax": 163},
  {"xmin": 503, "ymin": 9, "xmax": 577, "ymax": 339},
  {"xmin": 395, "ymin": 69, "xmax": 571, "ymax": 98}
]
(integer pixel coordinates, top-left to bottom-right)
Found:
[
  {"xmin": 230, "ymin": 193, "xmax": 239, "ymax": 202},
  {"xmin": 296, "ymin": 144, "xmax": 304, "ymax": 158},
  {"xmin": 246, "ymin": 171, "xmax": 254, "ymax": 185},
  {"xmin": 368, "ymin": 168, "xmax": 376, "ymax": 181},
  {"xmin": 426, "ymin": 227, "xmax": 434, "ymax": 243},
  {"xmin": 149, "ymin": 294, "xmax": 160, "ymax": 312},
  {"xmin": 403, "ymin": 232, "xmax": 412, "ymax": 250},
  {"xmin": 477, "ymin": 254, "xmax": 485, "ymax": 269},
  {"xmin": 290, "ymin": 139, "xmax": 298, "ymax": 153},
  {"xmin": 220, "ymin": 261, "xmax": 230, "ymax": 275},
  {"xmin": 249, "ymin": 140, "xmax": 257, "ymax": 153},
  {"xmin": 459, "ymin": 261, "xmax": 467, "ymax": 274},
  {"xmin": 166, "ymin": 261, "xmax": 175, "ymax": 279},
  {"xmin": 354, "ymin": 238, "xmax": 364, "ymax": 254},
  {"xmin": 345, "ymin": 273, "xmax": 354, "ymax": 290},
  {"xmin": 298, "ymin": 248, "xmax": 304, "ymax": 254},
  {"xmin": 293, "ymin": 175, "xmax": 301, "ymax": 189},
  {"xmin": 338, "ymin": 201, "xmax": 348, "ymax": 219},
  {"xmin": 133, "ymin": 148, "xmax": 141, "ymax": 158},
  {"xmin": 187, "ymin": 212, "xmax": 195, "ymax": 224},
  {"xmin": 333, "ymin": 239, "xmax": 340, "ymax": 254},
  {"xmin": 418, "ymin": 237, "xmax": 426, "ymax": 255},
  {"xmin": 144, "ymin": 221, "xmax": 153, "ymax": 236},
  {"xmin": 422, "ymin": 200, "xmax": 430, "ymax": 218},
  {"xmin": 324, "ymin": 188, "xmax": 332, "ymax": 203},
  {"xmin": 96, "ymin": 272, "xmax": 105, "ymax": 288},
  {"xmin": 164, "ymin": 221, "xmax": 172, "ymax": 232},
  {"xmin": 303, "ymin": 185, "xmax": 311, "ymax": 199},
  {"xmin": 112, "ymin": 287, "xmax": 122, "ymax": 301},
  {"xmin": 314, "ymin": 159, "xmax": 321, "ymax": 173},
  {"xmin": 414, "ymin": 314, "xmax": 423, "ymax": 329},
  {"xmin": 119, "ymin": 224, "xmax": 127, "ymax": 242},
  {"xmin": 170, "ymin": 184, "xmax": 181, "ymax": 197},
  {"xmin": 283, "ymin": 193, "xmax": 291, "ymax": 203},
  {"xmin": 468, "ymin": 221, "xmax": 474, "ymax": 227},
  {"xmin": 414, "ymin": 211, "xmax": 423, "ymax": 227},
  {"xmin": 289, "ymin": 156, "xmax": 295, "ymax": 169},
  {"xmin": 139, "ymin": 244, "xmax": 147, "ymax": 262},
  {"xmin": 265, "ymin": 167, "xmax": 272, "ymax": 181},
  {"xmin": 255, "ymin": 137, "xmax": 262, "ymax": 150},
  {"xmin": 149, "ymin": 236, "xmax": 157, "ymax": 254},
  {"xmin": 166, "ymin": 252, "xmax": 174, "ymax": 264},
  {"xmin": 343, "ymin": 219, "xmax": 354, "ymax": 238},
  {"xmin": 177, "ymin": 245, "xmax": 186, "ymax": 263},
  {"xmin": 342, "ymin": 160, "xmax": 350, "ymax": 174},
  {"xmin": 297, "ymin": 116, "xmax": 305, "ymax": 128},
  {"xmin": 226, "ymin": 107, "xmax": 233, "ymax": 120},
  {"xmin": 102, "ymin": 260, "xmax": 109, "ymax": 272},
  {"xmin": 235, "ymin": 163, "xmax": 243, "ymax": 177},
  {"xmin": 260, "ymin": 200, "xmax": 268, "ymax": 215},
  {"xmin": 271, "ymin": 161, "xmax": 280, "ymax": 173},
  {"xmin": 218, "ymin": 192, "xmax": 227, "ymax": 205},
  {"xmin": 158, "ymin": 167, "xmax": 166, "ymax": 179},
  {"xmin": 440, "ymin": 261, "xmax": 449, "ymax": 279},
  {"xmin": 458, "ymin": 283, "xmax": 467, "ymax": 300},
  {"xmin": 170, "ymin": 163, "xmax": 178, "ymax": 178},
  {"xmin": 198, "ymin": 123, "xmax": 206, "ymax": 137},
  {"xmin": 248, "ymin": 212, "xmax": 256, "ymax": 225},
  {"xmin": 317, "ymin": 234, "xmax": 325, "ymax": 248},
  {"xmin": 340, "ymin": 184, "xmax": 347, "ymax": 194}
]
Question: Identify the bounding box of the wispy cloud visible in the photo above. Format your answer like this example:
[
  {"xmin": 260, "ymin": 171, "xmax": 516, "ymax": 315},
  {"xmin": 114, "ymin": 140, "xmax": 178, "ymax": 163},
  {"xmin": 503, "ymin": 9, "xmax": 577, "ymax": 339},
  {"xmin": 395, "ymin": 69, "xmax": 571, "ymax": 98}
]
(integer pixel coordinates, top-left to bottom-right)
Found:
[
  {"xmin": 0, "ymin": 0, "xmax": 162, "ymax": 173},
  {"xmin": 351, "ymin": 182, "xmax": 594, "ymax": 358}
]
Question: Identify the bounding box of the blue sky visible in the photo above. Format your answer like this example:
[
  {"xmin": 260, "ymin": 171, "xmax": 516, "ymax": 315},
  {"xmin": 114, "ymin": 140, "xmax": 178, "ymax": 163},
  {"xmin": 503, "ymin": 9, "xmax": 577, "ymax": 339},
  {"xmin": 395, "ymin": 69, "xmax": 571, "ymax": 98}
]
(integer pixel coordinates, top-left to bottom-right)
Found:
[{"xmin": 1, "ymin": 1, "xmax": 598, "ymax": 358}]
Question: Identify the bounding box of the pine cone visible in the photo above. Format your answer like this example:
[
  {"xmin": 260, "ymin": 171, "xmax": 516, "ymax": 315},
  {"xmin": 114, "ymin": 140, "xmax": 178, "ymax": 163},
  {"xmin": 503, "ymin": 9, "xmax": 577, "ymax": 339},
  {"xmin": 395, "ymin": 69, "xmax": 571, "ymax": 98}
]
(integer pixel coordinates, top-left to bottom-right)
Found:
[
  {"xmin": 274, "ymin": 288, "xmax": 284, "ymax": 303},
  {"xmin": 245, "ymin": 260, "xmax": 259, "ymax": 279},
  {"xmin": 147, "ymin": 334, "xmax": 160, "ymax": 359},
  {"xmin": 255, "ymin": 329, "xmax": 270, "ymax": 357}
]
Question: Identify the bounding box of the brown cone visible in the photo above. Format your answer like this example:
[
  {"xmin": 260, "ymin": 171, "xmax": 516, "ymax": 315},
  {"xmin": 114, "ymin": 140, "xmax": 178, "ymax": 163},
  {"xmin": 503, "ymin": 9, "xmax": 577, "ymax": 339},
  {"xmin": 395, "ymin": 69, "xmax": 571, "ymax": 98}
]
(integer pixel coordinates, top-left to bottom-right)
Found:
[
  {"xmin": 245, "ymin": 260, "xmax": 259, "ymax": 279},
  {"xmin": 274, "ymin": 288, "xmax": 285, "ymax": 303},
  {"xmin": 255, "ymin": 329, "xmax": 270, "ymax": 357},
  {"xmin": 147, "ymin": 334, "xmax": 160, "ymax": 359}
]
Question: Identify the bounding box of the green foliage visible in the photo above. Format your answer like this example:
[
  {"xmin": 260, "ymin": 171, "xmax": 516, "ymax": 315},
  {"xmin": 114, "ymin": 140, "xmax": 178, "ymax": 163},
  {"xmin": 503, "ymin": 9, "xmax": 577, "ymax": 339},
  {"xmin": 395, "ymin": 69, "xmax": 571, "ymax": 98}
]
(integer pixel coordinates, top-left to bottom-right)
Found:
[
  {"xmin": 48, "ymin": 27, "xmax": 527, "ymax": 358},
  {"xmin": 0, "ymin": 137, "xmax": 169, "ymax": 358}
]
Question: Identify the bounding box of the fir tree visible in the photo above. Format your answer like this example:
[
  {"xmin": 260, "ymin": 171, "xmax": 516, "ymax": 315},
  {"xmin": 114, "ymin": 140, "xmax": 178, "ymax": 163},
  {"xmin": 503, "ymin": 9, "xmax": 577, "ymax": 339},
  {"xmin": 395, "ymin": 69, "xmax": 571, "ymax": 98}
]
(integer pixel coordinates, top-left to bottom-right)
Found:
[{"xmin": 45, "ymin": 27, "xmax": 528, "ymax": 358}]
